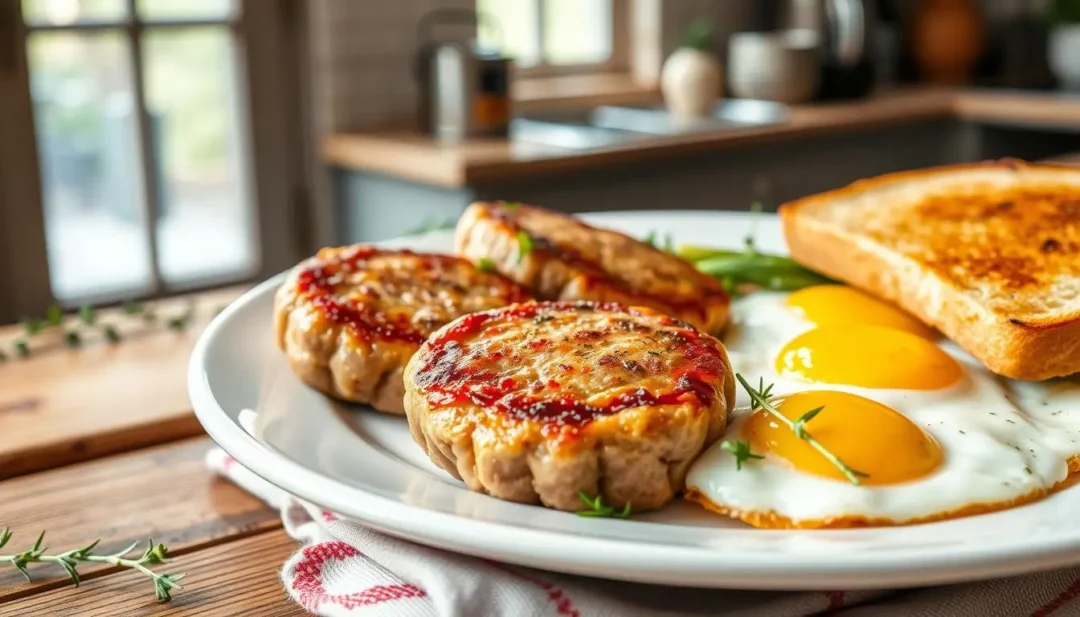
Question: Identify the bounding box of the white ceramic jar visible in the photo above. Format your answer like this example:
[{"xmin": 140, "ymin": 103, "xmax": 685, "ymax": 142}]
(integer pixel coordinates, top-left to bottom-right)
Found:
[{"xmin": 661, "ymin": 47, "xmax": 723, "ymax": 119}]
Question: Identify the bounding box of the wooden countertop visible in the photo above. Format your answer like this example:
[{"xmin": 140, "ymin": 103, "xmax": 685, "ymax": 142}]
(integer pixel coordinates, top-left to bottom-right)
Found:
[
  {"xmin": 0, "ymin": 286, "xmax": 309, "ymax": 615},
  {"xmin": 322, "ymin": 88, "xmax": 1080, "ymax": 188}
]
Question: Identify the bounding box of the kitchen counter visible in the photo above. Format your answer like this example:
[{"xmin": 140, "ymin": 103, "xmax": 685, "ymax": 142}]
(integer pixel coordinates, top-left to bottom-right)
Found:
[{"xmin": 322, "ymin": 88, "xmax": 1080, "ymax": 188}]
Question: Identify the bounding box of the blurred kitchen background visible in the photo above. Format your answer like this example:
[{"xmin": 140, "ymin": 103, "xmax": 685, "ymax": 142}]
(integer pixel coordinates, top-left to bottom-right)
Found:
[{"xmin": 2, "ymin": 0, "xmax": 1080, "ymax": 322}]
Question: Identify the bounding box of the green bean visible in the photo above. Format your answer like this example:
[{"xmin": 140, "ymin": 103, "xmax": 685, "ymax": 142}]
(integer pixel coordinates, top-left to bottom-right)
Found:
[
  {"xmin": 676, "ymin": 245, "xmax": 745, "ymax": 262},
  {"xmin": 734, "ymin": 269, "xmax": 822, "ymax": 288},
  {"xmin": 695, "ymin": 254, "xmax": 807, "ymax": 275},
  {"xmin": 697, "ymin": 261, "xmax": 832, "ymax": 293},
  {"xmin": 682, "ymin": 240, "xmax": 834, "ymax": 294},
  {"xmin": 762, "ymin": 272, "xmax": 834, "ymax": 291}
]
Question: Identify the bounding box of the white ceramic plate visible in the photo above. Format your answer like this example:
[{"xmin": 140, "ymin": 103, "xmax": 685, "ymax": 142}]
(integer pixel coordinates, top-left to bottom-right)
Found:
[{"xmin": 189, "ymin": 211, "xmax": 1080, "ymax": 590}]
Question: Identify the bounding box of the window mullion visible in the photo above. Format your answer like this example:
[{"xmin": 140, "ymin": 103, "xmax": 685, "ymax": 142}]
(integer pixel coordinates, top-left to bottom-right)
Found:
[
  {"xmin": 125, "ymin": 0, "xmax": 165, "ymax": 295},
  {"xmin": 534, "ymin": 0, "xmax": 546, "ymax": 68}
]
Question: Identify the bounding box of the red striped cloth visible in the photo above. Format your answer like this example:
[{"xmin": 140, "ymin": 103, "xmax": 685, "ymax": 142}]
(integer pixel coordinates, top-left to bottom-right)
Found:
[{"xmin": 206, "ymin": 448, "xmax": 1080, "ymax": 617}]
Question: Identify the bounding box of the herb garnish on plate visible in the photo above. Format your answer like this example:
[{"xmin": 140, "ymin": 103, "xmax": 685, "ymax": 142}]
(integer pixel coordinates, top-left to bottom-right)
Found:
[
  {"xmin": 575, "ymin": 491, "xmax": 632, "ymax": 519},
  {"xmin": 727, "ymin": 374, "xmax": 870, "ymax": 485}
]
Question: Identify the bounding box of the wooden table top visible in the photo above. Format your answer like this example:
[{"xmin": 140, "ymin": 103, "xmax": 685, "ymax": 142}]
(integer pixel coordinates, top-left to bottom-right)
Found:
[{"xmin": 0, "ymin": 286, "xmax": 305, "ymax": 615}]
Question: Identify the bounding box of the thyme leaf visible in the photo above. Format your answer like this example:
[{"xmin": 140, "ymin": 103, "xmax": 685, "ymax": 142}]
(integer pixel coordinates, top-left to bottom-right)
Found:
[
  {"xmin": 737, "ymin": 374, "xmax": 869, "ymax": 485},
  {"xmin": 720, "ymin": 439, "xmax": 765, "ymax": 470},
  {"xmin": 575, "ymin": 491, "xmax": 632, "ymax": 519},
  {"xmin": 0, "ymin": 529, "xmax": 184, "ymax": 602},
  {"xmin": 476, "ymin": 257, "xmax": 496, "ymax": 273},
  {"xmin": 516, "ymin": 231, "xmax": 534, "ymax": 264}
]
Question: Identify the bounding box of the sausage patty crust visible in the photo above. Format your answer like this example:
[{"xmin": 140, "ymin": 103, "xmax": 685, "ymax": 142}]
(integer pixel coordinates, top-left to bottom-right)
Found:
[
  {"xmin": 274, "ymin": 245, "xmax": 532, "ymax": 414},
  {"xmin": 454, "ymin": 201, "xmax": 730, "ymax": 334},
  {"xmin": 402, "ymin": 301, "xmax": 735, "ymax": 512}
]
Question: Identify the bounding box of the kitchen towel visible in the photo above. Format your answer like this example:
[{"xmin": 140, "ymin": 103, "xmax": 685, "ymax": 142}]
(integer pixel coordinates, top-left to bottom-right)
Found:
[{"xmin": 206, "ymin": 447, "xmax": 1080, "ymax": 617}]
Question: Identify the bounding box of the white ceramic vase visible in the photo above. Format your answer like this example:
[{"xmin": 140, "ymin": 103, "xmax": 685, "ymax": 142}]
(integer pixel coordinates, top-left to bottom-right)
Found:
[
  {"xmin": 661, "ymin": 47, "xmax": 722, "ymax": 119},
  {"xmin": 1050, "ymin": 25, "xmax": 1080, "ymax": 91}
]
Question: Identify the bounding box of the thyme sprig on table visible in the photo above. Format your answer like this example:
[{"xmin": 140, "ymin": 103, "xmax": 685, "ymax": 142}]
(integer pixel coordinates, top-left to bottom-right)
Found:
[
  {"xmin": 575, "ymin": 491, "xmax": 632, "ymax": 519},
  {"xmin": 3, "ymin": 298, "xmax": 209, "ymax": 363},
  {"xmin": 733, "ymin": 374, "xmax": 869, "ymax": 485},
  {"xmin": 0, "ymin": 528, "xmax": 185, "ymax": 602}
]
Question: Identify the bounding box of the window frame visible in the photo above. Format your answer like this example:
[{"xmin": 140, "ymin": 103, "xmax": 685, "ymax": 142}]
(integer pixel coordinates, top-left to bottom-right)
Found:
[
  {"xmin": 502, "ymin": 0, "xmax": 631, "ymax": 79},
  {"xmin": 0, "ymin": 0, "xmax": 306, "ymax": 321}
]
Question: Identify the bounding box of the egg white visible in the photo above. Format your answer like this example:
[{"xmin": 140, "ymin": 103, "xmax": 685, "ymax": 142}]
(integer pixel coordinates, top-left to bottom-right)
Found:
[
  {"xmin": 1003, "ymin": 377, "xmax": 1080, "ymax": 467},
  {"xmin": 688, "ymin": 292, "xmax": 1070, "ymax": 526}
]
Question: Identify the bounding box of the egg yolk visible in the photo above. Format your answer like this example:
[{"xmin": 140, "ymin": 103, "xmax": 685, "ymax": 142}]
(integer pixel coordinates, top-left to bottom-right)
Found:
[
  {"xmin": 743, "ymin": 390, "xmax": 943, "ymax": 485},
  {"xmin": 776, "ymin": 325, "xmax": 963, "ymax": 390},
  {"xmin": 787, "ymin": 285, "xmax": 936, "ymax": 339}
]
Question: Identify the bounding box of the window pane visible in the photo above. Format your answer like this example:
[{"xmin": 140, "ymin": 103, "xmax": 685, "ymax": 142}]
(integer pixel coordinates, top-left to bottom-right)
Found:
[
  {"xmin": 21, "ymin": 0, "xmax": 126, "ymax": 25},
  {"xmin": 137, "ymin": 0, "xmax": 232, "ymax": 20},
  {"xmin": 28, "ymin": 31, "xmax": 154, "ymax": 302},
  {"xmin": 143, "ymin": 27, "xmax": 256, "ymax": 285},
  {"xmin": 478, "ymin": 0, "xmax": 540, "ymax": 67},
  {"xmin": 542, "ymin": 0, "xmax": 612, "ymax": 65}
]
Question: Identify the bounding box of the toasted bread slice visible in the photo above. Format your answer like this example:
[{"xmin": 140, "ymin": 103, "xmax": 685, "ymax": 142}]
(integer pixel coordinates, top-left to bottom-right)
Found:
[{"xmin": 779, "ymin": 160, "xmax": 1080, "ymax": 380}]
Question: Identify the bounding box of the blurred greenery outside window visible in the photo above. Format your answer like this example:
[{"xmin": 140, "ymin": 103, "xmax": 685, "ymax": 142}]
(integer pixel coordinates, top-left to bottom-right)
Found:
[{"xmin": 25, "ymin": 0, "xmax": 234, "ymax": 206}]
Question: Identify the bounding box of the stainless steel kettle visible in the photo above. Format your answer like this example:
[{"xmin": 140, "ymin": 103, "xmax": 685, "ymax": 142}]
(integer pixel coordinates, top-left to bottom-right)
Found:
[{"xmin": 415, "ymin": 9, "xmax": 512, "ymax": 142}]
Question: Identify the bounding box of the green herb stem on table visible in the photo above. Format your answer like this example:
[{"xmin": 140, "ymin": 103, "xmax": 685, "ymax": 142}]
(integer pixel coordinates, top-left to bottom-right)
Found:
[
  {"xmin": 3, "ymin": 297, "xmax": 219, "ymax": 363},
  {"xmin": 0, "ymin": 528, "xmax": 184, "ymax": 602}
]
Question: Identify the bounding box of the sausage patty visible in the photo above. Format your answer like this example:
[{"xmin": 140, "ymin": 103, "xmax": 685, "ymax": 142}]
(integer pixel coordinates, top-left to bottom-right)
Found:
[
  {"xmin": 402, "ymin": 301, "xmax": 735, "ymax": 512},
  {"xmin": 455, "ymin": 201, "xmax": 730, "ymax": 334},
  {"xmin": 274, "ymin": 245, "xmax": 532, "ymax": 414}
]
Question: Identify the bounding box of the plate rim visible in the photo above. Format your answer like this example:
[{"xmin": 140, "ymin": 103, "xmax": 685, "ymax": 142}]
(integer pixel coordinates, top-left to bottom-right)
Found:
[{"xmin": 189, "ymin": 210, "xmax": 1080, "ymax": 590}]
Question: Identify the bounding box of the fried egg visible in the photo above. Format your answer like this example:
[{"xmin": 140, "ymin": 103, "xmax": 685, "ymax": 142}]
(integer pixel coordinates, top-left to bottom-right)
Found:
[
  {"xmin": 1004, "ymin": 377, "xmax": 1080, "ymax": 473},
  {"xmin": 687, "ymin": 285, "xmax": 1071, "ymax": 528}
]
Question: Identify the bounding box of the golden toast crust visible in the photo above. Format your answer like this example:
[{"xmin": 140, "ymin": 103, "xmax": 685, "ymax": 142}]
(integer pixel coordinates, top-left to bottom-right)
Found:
[{"xmin": 779, "ymin": 160, "xmax": 1080, "ymax": 381}]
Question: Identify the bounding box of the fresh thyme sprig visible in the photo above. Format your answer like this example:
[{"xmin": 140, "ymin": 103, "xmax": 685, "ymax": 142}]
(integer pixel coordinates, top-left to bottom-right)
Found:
[
  {"xmin": 720, "ymin": 440, "xmax": 764, "ymax": 470},
  {"xmin": 575, "ymin": 491, "xmax": 632, "ymax": 518},
  {"xmin": 0, "ymin": 528, "xmax": 185, "ymax": 601},
  {"xmin": 3, "ymin": 298, "xmax": 215, "ymax": 363},
  {"xmin": 736, "ymin": 374, "xmax": 870, "ymax": 485}
]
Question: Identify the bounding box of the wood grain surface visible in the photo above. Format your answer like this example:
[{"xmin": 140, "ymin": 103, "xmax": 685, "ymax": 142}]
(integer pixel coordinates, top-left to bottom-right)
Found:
[
  {"xmin": 0, "ymin": 530, "xmax": 303, "ymax": 617},
  {"xmin": 322, "ymin": 87, "xmax": 1080, "ymax": 187},
  {"xmin": 0, "ymin": 437, "xmax": 279, "ymax": 601},
  {"xmin": 0, "ymin": 285, "xmax": 306, "ymax": 614},
  {"xmin": 0, "ymin": 287, "xmax": 247, "ymax": 479}
]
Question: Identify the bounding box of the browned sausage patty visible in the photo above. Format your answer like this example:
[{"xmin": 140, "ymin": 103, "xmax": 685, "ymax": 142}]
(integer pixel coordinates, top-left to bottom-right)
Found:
[
  {"xmin": 402, "ymin": 301, "xmax": 735, "ymax": 512},
  {"xmin": 455, "ymin": 201, "xmax": 730, "ymax": 334},
  {"xmin": 274, "ymin": 245, "xmax": 532, "ymax": 414}
]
